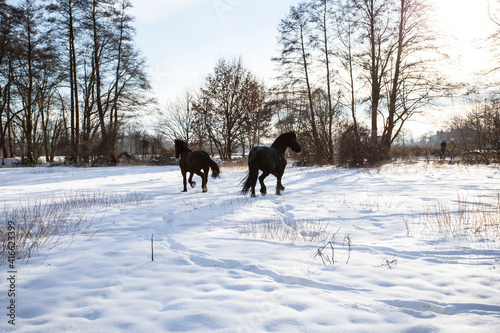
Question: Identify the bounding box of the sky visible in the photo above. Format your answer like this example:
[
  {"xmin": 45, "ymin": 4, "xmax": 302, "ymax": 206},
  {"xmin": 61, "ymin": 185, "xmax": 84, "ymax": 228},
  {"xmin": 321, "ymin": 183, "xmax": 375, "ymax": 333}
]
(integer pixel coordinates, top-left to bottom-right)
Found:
[
  {"xmin": 129, "ymin": 0, "xmax": 297, "ymax": 103},
  {"xmin": 433, "ymin": 0, "xmax": 497, "ymax": 80}
]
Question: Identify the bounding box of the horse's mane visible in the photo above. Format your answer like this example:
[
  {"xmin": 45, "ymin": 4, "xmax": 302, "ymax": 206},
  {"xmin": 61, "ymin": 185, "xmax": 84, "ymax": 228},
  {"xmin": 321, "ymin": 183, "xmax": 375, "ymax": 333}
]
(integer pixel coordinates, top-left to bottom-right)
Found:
[
  {"xmin": 175, "ymin": 139, "xmax": 192, "ymax": 153},
  {"xmin": 174, "ymin": 139, "xmax": 186, "ymax": 146},
  {"xmin": 271, "ymin": 132, "xmax": 295, "ymax": 148}
]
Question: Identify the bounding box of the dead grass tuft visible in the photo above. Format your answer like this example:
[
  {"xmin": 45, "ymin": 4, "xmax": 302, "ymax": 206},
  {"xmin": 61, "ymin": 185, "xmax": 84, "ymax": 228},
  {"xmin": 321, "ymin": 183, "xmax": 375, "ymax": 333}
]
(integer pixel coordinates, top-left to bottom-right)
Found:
[
  {"xmin": 421, "ymin": 191, "xmax": 500, "ymax": 239},
  {"xmin": 221, "ymin": 160, "xmax": 248, "ymax": 172},
  {"xmin": 0, "ymin": 191, "xmax": 152, "ymax": 265},
  {"xmin": 238, "ymin": 217, "xmax": 333, "ymax": 244}
]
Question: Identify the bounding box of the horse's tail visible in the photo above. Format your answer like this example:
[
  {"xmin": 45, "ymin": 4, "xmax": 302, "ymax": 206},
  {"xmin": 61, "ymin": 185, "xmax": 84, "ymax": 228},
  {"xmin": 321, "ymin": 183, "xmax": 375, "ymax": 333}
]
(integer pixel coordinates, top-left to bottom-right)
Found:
[
  {"xmin": 241, "ymin": 150, "xmax": 259, "ymax": 195},
  {"xmin": 207, "ymin": 157, "xmax": 220, "ymax": 179}
]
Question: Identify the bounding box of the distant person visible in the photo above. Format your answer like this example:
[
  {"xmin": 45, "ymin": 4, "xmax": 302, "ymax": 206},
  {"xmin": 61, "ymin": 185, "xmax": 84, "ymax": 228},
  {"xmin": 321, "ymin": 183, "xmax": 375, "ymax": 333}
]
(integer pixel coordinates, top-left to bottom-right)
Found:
[
  {"xmin": 440, "ymin": 139, "xmax": 447, "ymax": 159},
  {"xmin": 448, "ymin": 138, "xmax": 456, "ymax": 162}
]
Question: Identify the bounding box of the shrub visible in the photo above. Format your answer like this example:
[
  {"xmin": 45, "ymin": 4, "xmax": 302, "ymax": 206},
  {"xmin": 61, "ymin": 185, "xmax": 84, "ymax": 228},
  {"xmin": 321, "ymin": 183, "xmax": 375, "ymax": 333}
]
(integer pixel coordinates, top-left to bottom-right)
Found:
[
  {"xmin": 337, "ymin": 124, "xmax": 371, "ymax": 167},
  {"xmin": 389, "ymin": 145, "xmax": 440, "ymax": 161}
]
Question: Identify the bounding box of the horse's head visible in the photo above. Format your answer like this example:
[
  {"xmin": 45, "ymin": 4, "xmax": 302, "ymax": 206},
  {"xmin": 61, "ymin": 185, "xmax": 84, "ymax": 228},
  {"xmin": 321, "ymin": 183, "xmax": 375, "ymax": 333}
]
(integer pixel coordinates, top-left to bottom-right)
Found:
[
  {"xmin": 287, "ymin": 132, "xmax": 301, "ymax": 153},
  {"xmin": 174, "ymin": 139, "xmax": 188, "ymax": 158}
]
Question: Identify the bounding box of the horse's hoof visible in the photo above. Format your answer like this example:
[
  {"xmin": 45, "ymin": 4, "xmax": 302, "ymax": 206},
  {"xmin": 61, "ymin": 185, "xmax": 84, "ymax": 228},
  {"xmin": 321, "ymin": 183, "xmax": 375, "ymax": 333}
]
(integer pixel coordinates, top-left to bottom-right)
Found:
[
  {"xmin": 202, "ymin": 187, "xmax": 208, "ymax": 193},
  {"xmin": 181, "ymin": 189, "xmax": 187, "ymax": 192},
  {"xmin": 190, "ymin": 181, "xmax": 196, "ymax": 188},
  {"xmin": 250, "ymin": 193, "xmax": 256, "ymax": 198}
]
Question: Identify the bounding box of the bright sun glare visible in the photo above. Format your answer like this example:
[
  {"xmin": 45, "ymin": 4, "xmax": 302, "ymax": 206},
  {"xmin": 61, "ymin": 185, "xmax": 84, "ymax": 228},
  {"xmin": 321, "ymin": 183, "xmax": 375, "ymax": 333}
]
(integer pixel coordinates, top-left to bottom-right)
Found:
[
  {"xmin": 410, "ymin": 0, "xmax": 498, "ymax": 135},
  {"xmin": 436, "ymin": 0, "xmax": 490, "ymax": 39},
  {"xmin": 434, "ymin": 0, "xmax": 496, "ymax": 78}
]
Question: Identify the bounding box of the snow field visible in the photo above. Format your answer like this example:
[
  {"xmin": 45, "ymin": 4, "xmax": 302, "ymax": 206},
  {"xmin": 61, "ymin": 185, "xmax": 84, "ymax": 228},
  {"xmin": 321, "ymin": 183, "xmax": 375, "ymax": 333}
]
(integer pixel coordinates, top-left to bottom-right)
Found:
[{"xmin": 1, "ymin": 162, "xmax": 500, "ymax": 332}]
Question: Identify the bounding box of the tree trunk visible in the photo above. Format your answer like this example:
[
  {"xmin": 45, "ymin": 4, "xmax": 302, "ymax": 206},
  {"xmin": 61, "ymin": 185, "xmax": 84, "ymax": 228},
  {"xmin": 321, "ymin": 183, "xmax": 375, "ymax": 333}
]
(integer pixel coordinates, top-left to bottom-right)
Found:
[
  {"xmin": 68, "ymin": 0, "xmax": 80, "ymax": 164},
  {"xmin": 300, "ymin": 24, "xmax": 320, "ymax": 160},
  {"xmin": 385, "ymin": 0, "xmax": 406, "ymax": 153}
]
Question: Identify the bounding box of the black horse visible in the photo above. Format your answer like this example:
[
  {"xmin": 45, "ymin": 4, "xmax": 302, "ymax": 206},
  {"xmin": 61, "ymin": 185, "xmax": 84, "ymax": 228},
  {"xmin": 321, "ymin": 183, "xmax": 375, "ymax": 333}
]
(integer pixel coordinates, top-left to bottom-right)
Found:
[
  {"xmin": 174, "ymin": 140, "xmax": 220, "ymax": 193},
  {"xmin": 241, "ymin": 132, "xmax": 301, "ymax": 197}
]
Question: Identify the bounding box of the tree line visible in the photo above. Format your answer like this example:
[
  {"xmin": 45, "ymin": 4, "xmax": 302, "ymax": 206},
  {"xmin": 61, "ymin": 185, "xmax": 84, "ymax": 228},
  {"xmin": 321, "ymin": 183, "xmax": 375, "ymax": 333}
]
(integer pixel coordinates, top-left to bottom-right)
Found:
[
  {"xmin": 439, "ymin": 96, "xmax": 500, "ymax": 164},
  {"xmin": 0, "ymin": 0, "xmax": 151, "ymax": 166}
]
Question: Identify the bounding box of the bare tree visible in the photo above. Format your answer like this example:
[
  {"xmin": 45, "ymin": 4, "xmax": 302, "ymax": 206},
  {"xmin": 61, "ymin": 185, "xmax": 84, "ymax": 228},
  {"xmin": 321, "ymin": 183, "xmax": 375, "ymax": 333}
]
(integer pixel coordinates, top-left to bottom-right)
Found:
[
  {"xmin": 448, "ymin": 97, "xmax": 500, "ymax": 159},
  {"xmin": 76, "ymin": 0, "xmax": 152, "ymax": 165},
  {"xmin": 46, "ymin": 0, "xmax": 85, "ymax": 163},
  {"xmin": 193, "ymin": 57, "xmax": 267, "ymax": 161},
  {"xmin": 310, "ymin": 0, "xmax": 339, "ymax": 163},
  {"xmin": 14, "ymin": 0, "xmax": 63, "ymax": 164},
  {"xmin": 0, "ymin": 0, "xmax": 18, "ymax": 161},
  {"xmin": 346, "ymin": 0, "xmax": 442, "ymax": 161},
  {"xmin": 159, "ymin": 90, "xmax": 195, "ymax": 143},
  {"xmin": 0, "ymin": 0, "xmax": 153, "ymax": 165},
  {"xmin": 381, "ymin": 0, "xmax": 438, "ymax": 153},
  {"xmin": 334, "ymin": 2, "xmax": 363, "ymax": 155},
  {"xmin": 488, "ymin": 0, "xmax": 500, "ymax": 81},
  {"xmin": 274, "ymin": 4, "xmax": 321, "ymax": 159},
  {"xmin": 349, "ymin": 0, "xmax": 393, "ymax": 159}
]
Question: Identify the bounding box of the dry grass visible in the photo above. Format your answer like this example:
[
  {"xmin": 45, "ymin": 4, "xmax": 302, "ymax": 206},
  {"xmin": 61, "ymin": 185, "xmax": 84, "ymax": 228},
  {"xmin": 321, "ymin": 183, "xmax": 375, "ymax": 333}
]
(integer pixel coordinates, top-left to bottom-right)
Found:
[
  {"xmin": 314, "ymin": 241, "xmax": 336, "ymax": 265},
  {"xmin": 0, "ymin": 191, "xmax": 152, "ymax": 265},
  {"xmin": 1, "ymin": 202, "xmax": 94, "ymax": 265},
  {"xmin": 221, "ymin": 160, "xmax": 248, "ymax": 172},
  {"xmin": 55, "ymin": 190, "xmax": 153, "ymax": 207},
  {"xmin": 421, "ymin": 192, "xmax": 500, "ymax": 239},
  {"xmin": 313, "ymin": 231, "xmax": 354, "ymax": 265},
  {"xmin": 364, "ymin": 160, "xmax": 499, "ymax": 175},
  {"xmin": 238, "ymin": 217, "xmax": 334, "ymax": 244}
]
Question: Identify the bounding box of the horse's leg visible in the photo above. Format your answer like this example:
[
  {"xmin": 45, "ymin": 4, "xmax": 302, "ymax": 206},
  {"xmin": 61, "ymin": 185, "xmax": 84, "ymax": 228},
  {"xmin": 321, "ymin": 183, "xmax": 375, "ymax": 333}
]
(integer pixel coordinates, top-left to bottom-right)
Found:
[
  {"xmin": 259, "ymin": 171, "xmax": 270, "ymax": 195},
  {"xmin": 194, "ymin": 170, "xmax": 207, "ymax": 192},
  {"xmin": 250, "ymin": 187, "xmax": 256, "ymax": 197},
  {"xmin": 181, "ymin": 170, "xmax": 188, "ymax": 192},
  {"xmin": 275, "ymin": 171, "xmax": 285, "ymax": 195},
  {"xmin": 201, "ymin": 167, "xmax": 209, "ymax": 192},
  {"xmin": 188, "ymin": 172, "xmax": 196, "ymax": 188}
]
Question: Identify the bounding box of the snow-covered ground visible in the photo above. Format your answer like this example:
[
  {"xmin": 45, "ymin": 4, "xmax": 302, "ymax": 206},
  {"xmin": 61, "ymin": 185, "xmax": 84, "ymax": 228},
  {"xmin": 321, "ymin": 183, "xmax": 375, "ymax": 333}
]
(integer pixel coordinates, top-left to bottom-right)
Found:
[{"xmin": 1, "ymin": 162, "xmax": 500, "ymax": 332}]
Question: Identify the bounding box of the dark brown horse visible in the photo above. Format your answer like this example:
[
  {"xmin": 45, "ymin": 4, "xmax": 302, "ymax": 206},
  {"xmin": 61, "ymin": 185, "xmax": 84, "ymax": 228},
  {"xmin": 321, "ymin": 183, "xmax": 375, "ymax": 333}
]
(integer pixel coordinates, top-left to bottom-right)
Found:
[
  {"xmin": 174, "ymin": 140, "xmax": 220, "ymax": 193},
  {"xmin": 241, "ymin": 132, "xmax": 301, "ymax": 197}
]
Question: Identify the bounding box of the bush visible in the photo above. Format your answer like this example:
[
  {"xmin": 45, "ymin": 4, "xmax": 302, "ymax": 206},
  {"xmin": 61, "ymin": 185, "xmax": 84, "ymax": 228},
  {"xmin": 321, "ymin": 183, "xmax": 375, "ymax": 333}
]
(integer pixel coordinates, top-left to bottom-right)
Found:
[
  {"xmin": 389, "ymin": 145, "xmax": 440, "ymax": 160},
  {"xmin": 460, "ymin": 150, "xmax": 500, "ymax": 165},
  {"xmin": 337, "ymin": 124, "xmax": 371, "ymax": 167}
]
